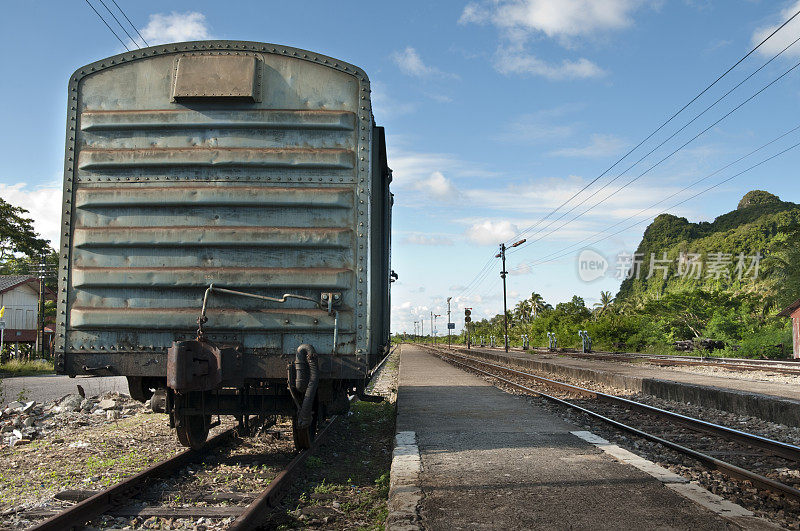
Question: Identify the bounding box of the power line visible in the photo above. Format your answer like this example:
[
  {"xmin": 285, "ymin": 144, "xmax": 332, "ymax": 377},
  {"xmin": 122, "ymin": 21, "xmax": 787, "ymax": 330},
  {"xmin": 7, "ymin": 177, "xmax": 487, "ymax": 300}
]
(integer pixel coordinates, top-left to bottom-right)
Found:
[
  {"xmin": 527, "ymin": 138, "xmax": 800, "ymax": 269},
  {"xmin": 502, "ymin": 6, "xmax": 800, "ymax": 247},
  {"xmin": 516, "ymin": 123, "xmax": 800, "ymax": 268},
  {"xmin": 110, "ymin": 0, "xmax": 149, "ymax": 47},
  {"xmin": 96, "ymin": 0, "xmax": 140, "ymax": 48},
  {"xmin": 511, "ymin": 54, "xmax": 800, "ymax": 254},
  {"xmin": 453, "ymin": 254, "xmax": 499, "ymax": 300},
  {"xmin": 510, "ymin": 31, "xmax": 800, "ymax": 255},
  {"xmin": 83, "ymin": 0, "xmax": 130, "ymax": 51}
]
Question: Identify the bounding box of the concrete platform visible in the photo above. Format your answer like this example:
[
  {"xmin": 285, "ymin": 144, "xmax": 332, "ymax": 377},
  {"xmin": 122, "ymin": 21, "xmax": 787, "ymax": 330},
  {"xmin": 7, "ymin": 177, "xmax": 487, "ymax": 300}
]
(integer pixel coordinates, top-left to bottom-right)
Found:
[
  {"xmin": 391, "ymin": 344, "xmax": 748, "ymax": 530},
  {"xmin": 452, "ymin": 346, "xmax": 800, "ymax": 427}
]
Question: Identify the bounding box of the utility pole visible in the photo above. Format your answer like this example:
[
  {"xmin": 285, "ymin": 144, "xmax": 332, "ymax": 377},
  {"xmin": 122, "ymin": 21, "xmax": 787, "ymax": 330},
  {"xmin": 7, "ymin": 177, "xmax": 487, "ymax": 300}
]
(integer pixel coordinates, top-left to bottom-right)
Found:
[
  {"xmin": 420, "ymin": 318, "xmax": 424, "ymax": 343},
  {"xmin": 430, "ymin": 311, "xmax": 434, "ymax": 345},
  {"xmin": 447, "ymin": 297, "xmax": 452, "ymax": 349},
  {"xmin": 496, "ymin": 239, "xmax": 526, "ymax": 353}
]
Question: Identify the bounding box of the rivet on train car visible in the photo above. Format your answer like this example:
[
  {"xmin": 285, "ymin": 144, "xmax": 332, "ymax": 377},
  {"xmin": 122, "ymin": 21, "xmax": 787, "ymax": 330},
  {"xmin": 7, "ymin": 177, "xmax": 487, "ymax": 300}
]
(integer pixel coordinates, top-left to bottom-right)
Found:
[
  {"xmin": 313, "ymin": 319, "xmax": 319, "ymax": 324},
  {"xmin": 285, "ymin": 319, "xmax": 290, "ymax": 324}
]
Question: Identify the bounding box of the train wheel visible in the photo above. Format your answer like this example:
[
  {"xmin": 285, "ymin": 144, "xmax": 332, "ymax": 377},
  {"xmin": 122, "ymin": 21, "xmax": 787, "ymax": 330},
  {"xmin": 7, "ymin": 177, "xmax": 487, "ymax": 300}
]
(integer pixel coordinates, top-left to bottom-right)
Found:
[
  {"xmin": 175, "ymin": 415, "xmax": 209, "ymax": 450},
  {"xmin": 292, "ymin": 409, "xmax": 318, "ymax": 450}
]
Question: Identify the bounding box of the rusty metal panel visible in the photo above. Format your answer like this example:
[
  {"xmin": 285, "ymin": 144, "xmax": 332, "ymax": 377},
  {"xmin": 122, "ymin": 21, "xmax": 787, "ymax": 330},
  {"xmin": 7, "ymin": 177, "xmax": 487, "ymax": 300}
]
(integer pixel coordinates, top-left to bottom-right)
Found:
[
  {"xmin": 57, "ymin": 41, "xmax": 381, "ymax": 377},
  {"xmin": 172, "ymin": 55, "xmax": 258, "ymax": 100}
]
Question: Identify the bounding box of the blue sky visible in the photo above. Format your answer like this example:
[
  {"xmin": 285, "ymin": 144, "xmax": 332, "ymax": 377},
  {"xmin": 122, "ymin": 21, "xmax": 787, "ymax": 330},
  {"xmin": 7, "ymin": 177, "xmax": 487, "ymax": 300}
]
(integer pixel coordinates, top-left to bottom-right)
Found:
[{"xmin": 2, "ymin": 1, "xmax": 800, "ymax": 335}]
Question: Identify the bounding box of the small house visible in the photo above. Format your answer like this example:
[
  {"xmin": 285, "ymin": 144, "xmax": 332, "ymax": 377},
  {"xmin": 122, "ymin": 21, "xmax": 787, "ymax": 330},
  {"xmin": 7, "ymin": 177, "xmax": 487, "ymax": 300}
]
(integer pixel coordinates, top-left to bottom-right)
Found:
[
  {"xmin": 0, "ymin": 275, "xmax": 55, "ymax": 355},
  {"xmin": 778, "ymin": 298, "xmax": 800, "ymax": 359}
]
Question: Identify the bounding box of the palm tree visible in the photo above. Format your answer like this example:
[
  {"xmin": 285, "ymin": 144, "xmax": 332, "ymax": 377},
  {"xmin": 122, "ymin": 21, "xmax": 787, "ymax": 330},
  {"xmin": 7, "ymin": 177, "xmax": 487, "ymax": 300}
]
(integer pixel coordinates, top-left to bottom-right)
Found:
[
  {"xmin": 529, "ymin": 292, "xmax": 546, "ymax": 319},
  {"xmin": 514, "ymin": 299, "xmax": 532, "ymax": 324},
  {"xmin": 593, "ymin": 291, "xmax": 615, "ymax": 316}
]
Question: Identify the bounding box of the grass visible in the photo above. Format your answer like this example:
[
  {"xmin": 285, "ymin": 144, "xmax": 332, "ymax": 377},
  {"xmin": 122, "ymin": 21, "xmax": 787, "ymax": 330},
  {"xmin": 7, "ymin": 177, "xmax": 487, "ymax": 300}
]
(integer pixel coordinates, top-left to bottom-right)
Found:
[{"xmin": 0, "ymin": 359, "xmax": 54, "ymax": 376}]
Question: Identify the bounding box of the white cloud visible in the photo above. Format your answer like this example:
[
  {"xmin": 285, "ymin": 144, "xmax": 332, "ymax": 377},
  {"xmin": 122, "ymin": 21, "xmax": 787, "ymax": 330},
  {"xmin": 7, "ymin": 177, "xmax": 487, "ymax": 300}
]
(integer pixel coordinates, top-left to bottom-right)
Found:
[
  {"xmin": 140, "ymin": 12, "xmax": 211, "ymax": 45},
  {"xmin": 0, "ymin": 182, "xmax": 62, "ymax": 248},
  {"xmin": 466, "ymin": 220, "xmax": 520, "ymax": 245},
  {"xmin": 509, "ymin": 262, "xmax": 533, "ymax": 275},
  {"xmin": 387, "ymin": 145, "xmax": 496, "ymax": 195},
  {"xmin": 461, "ymin": 0, "xmax": 641, "ymax": 40},
  {"xmin": 494, "ymin": 49, "xmax": 605, "ymax": 79},
  {"xmin": 550, "ymin": 134, "xmax": 626, "ymax": 157},
  {"xmin": 413, "ymin": 171, "xmax": 460, "ymax": 200},
  {"xmin": 461, "ymin": 1, "xmax": 647, "ymax": 79},
  {"xmin": 752, "ymin": 1, "xmax": 800, "ymax": 59},
  {"xmin": 402, "ymin": 233, "xmax": 455, "ymax": 246},
  {"xmin": 391, "ymin": 47, "xmax": 457, "ymax": 78}
]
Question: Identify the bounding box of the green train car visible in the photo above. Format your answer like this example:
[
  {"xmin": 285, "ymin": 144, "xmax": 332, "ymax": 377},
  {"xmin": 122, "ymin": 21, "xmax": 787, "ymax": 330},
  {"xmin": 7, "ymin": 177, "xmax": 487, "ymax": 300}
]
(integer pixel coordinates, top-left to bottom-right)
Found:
[{"xmin": 56, "ymin": 41, "xmax": 393, "ymax": 448}]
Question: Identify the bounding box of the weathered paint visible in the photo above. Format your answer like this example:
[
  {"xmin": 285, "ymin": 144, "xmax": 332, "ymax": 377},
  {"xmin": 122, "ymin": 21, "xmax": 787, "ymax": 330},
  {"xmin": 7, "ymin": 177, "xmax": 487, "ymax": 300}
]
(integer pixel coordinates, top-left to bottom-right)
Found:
[{"xmin": 57, "ymin": 41, "xmax": 390, "ymax": 379}]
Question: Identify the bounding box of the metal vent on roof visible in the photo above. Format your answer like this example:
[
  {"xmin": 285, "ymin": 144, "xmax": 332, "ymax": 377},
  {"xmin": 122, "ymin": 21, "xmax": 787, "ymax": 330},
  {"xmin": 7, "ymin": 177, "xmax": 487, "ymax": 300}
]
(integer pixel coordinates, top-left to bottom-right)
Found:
[{"xmin": 172, "ymin": 55, "xmax": 259, "ymax": 101}]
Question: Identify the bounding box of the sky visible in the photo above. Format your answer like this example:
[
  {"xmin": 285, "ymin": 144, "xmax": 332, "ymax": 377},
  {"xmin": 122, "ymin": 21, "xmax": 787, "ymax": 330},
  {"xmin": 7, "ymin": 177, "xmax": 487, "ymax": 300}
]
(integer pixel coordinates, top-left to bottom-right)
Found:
[{"xmin": 1, "ymin": 0, "xmax": 800, "ymax": 335}]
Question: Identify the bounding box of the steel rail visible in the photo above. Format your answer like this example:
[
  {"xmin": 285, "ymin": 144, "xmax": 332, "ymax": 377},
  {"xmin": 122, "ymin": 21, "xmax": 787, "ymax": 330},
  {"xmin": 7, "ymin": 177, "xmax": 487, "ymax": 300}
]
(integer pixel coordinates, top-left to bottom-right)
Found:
[
  {"xmin": 440, "ymin": 348, "xmax": 800, "ymax": 462},
  {"xmin": 30, "ymin": 429, "xmax": 236, "ymax": 531},
  {"xmin": 513, "ymin": 346, "xmax": 800, "ymax": 374},
  {"xmin": 232, "ymin": 369, "xmax": 382, "ymax": 528},
  {"xmin": 435, "ymin": 349, "xmax": 800, "ymax": 503},
  {"xmin": 229, "ymin": 412, "xmax": 342, "ymax": 530},
  {"xmin": 370, "ymin": 344, "xmax": 397, "ymax": 378},
  {"xmin": 34, "ymin": 355, "xmax": 387, "ymax": 530}
]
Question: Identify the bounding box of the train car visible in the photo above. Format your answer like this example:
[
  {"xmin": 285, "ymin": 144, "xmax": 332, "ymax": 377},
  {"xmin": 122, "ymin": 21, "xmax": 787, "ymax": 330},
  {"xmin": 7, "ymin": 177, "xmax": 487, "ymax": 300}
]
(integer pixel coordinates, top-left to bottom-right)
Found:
[{"xmin": 56, "ymin": 41, "xmax": 392, "ymax": 449}]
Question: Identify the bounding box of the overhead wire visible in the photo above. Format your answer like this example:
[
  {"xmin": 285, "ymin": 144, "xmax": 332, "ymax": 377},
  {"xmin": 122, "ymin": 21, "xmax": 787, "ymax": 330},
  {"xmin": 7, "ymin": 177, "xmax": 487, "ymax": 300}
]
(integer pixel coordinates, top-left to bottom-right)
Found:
[
  {"xmin": 83, "ymin": 0, "xmax": 130, "ymax": 51},
  {"xmin": 96, "ymin": 0, "xmax": 140, "ymax": 48},
  {"xmin": 511, "ymin": 53, "xmax": 800, "ymax": 254},
  {"xmin": 514, "ymin": 122, "xmax": 800, "ymax": 269},
  {"xmin": 526, "ymin": 138, "xmax": 800, "ymax": 269},
  {"xmin": 454, "ymin": 255, "xmax": 499, "ymax": 301},
  {"xmin": 501, "ymin": 6, "xmax": 800, "ymax": 247},
  {"xmin": 510, "ymin": 31, "xmax": 800, "ymax": 254},
  {"xmin": 109, "ymin": 0, "xmax": 149, "ymax": 47}
]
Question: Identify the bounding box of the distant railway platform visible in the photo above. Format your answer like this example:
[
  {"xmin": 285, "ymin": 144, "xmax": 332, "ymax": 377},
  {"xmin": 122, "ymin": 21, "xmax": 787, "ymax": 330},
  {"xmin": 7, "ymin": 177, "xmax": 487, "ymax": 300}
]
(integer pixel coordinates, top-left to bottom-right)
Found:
[
  {"xmin": 450, "ymin": 345, "xmax": 800, "ymax": 428},
  {"xmin": 387, "ymin": 344, "xmax": 770, "ymax": 530}
]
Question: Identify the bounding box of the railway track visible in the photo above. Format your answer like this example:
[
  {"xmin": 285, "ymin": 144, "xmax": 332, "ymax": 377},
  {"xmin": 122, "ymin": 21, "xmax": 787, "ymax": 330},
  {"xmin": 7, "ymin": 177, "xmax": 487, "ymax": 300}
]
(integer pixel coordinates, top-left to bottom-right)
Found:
[
  {"xmin": 24, "ymin": 416, "xmax": 335, "ymax": 530},
  {"xmin": 24, "ymin": 347, "xmax": 398, "ymax": 530},
  {"xmin": 426, "ymin": 346, "xmax": 800, "ymax": 509},
  {"xmin": 479, "ymin": 344, "xmax": 800, "ymax": 375}
]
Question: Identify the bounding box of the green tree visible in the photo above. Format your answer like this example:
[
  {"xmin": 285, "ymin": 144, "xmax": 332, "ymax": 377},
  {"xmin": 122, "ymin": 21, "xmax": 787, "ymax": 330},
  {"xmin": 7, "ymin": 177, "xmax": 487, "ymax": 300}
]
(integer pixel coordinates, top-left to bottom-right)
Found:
[
  {"xmin": 529, "ymin": 292, "xmax": 546, "ymax": 319},
  {"xmin": 767, "ymin": 224, "xmax": 800, "ymax": 308},
  {"xmin": 593, "ymin": 291, "xmax": 615, "ymax": 316},
  {"xmin": 0, "ymin": 198, "xmax": 49, "ymax": 261},
  {"xmin": 514, "ymin": 299, "xmax": 532, "ymax": 323}
]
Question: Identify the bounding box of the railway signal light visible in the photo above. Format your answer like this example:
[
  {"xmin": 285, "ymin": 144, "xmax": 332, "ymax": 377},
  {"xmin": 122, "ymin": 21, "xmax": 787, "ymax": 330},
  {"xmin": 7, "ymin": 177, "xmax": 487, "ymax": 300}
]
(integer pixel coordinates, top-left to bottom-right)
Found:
[{"xmin": 464, "ymin": 308, "xmax": 471, "ymax": 323}]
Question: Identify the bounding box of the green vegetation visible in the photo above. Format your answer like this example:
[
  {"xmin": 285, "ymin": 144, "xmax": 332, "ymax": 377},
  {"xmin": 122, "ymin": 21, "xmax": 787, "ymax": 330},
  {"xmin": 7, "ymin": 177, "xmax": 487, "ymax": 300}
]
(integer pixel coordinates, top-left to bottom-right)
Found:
[
  {"xmin": 402, "ymin": 191, "xmax": 799, "ymax": 359},
  {"xmin": 0, "ymin": 358, "xmax": 54, "ymax": 376}
]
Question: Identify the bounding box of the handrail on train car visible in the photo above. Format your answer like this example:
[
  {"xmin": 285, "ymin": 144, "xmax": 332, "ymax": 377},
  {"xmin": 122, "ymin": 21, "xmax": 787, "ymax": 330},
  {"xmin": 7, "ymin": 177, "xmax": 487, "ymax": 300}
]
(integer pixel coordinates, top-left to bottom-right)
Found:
[{"xmin": 195, "ymin": 284, "xmax": 340, "ymax": 353}]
